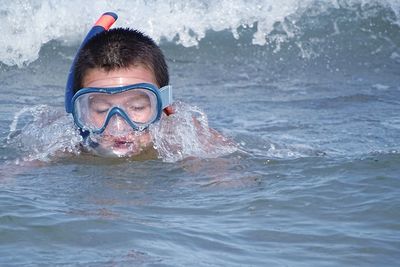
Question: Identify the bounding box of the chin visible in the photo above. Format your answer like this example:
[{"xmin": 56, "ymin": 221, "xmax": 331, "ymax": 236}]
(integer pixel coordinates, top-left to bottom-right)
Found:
[
  {"xmin": 99, "ymin": 140, "xmax": 149, "ymax": 157},
  {"xmin": 108, "ymin": 143, "xmax": 143, "ymax": 157}
]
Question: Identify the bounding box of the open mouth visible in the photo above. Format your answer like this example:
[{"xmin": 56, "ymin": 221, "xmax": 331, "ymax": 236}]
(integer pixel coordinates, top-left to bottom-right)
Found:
[
  {"xmin": 114, "ymin": 140, "xmax": 130, "ymax": 145},
  {"xmin": 112, "ymin": 139, "xmax": 134, "ymax": 148}
]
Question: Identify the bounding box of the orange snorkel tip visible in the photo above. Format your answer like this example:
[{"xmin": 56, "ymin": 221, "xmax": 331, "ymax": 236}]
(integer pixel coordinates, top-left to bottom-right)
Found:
[{"xmin": 94, "ymin": 12, "xmax": 118, "ymax": 30}]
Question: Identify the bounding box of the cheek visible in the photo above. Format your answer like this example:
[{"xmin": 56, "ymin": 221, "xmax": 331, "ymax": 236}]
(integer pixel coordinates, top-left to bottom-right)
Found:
[
  {"xmin": 89, "ymin": 114, "xmax": 105, "ymax": 127},
  {"xmin": 138, "ymin": 132, "xmax": 152, "ymax": 144},
  {"xmin": 87, "ymin": 112, "xmax": 104, "ymax": 127},
  {"xmin": 136, "ymin": 113, "xmax": 151, "ymax": 123}
]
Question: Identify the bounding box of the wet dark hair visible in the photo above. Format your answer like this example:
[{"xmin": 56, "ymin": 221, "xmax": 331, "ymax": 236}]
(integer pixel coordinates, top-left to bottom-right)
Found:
[{"xmin": 73, "ymin": 28, "xmax": 169, "ymax": 93}]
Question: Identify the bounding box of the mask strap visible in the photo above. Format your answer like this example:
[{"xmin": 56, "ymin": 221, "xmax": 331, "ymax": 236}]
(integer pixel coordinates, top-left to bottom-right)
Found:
[
  {"xmin": 159, "ymin": 85, "xmax": 173, "ymax": 109},
  {"xmin": 159, "ymin": 85, "xmax": 174, "ymax": 116}
]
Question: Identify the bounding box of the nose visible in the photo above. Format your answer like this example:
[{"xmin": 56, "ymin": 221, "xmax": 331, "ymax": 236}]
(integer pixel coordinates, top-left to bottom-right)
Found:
[{"xmin": 104, "ymin": 114, "xmax": 132, "ymax": 135}]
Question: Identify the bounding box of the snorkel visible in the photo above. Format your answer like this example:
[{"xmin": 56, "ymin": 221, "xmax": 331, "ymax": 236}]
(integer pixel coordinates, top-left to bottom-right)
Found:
[
  {"xmin": 65, "ymin": 12, "xmax": 118, "ymax": 113},
  {"xmin": 65, "ymin": 12, "xmax": 119, "ymax": 156}
]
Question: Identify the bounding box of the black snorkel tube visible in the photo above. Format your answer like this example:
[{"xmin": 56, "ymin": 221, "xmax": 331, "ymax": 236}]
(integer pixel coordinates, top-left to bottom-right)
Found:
[{"xmin": 65, "ymin": 12, "xmax": 118, "ymax": 113}]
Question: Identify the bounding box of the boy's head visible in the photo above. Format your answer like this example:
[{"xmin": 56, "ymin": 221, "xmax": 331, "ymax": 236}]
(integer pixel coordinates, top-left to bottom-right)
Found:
[
  {"xmin": 73, "ymin": 28, "xmax": 169, "ymax": 92},
  {"xmin": 69, "ymin": 27, "xmax": 173, "ymax": 157}
]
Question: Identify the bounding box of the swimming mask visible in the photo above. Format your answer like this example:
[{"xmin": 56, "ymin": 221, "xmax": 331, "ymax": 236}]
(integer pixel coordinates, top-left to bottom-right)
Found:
[{"xmin": 72, "ymin": 82, "xmax": 172, "ymax": 134}]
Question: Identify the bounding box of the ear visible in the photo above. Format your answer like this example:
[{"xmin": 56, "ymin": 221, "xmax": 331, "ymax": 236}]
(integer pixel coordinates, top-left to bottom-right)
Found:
[{"xmin": 163, "ymin": 106, "xmax": 174, "ymax": 116}]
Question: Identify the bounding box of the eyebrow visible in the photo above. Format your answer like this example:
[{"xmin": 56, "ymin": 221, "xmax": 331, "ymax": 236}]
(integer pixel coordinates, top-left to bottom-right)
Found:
[
  {"xmin": 89, "ymin": 96, "xmax": 112, "ymax": 106},
  {"xmin": 88, "ymin": 94, "xmax": 150, "ymax": 107},
  {"xmin": 125, "ymin": 95, "xmax": 150, "ymax": 102}
]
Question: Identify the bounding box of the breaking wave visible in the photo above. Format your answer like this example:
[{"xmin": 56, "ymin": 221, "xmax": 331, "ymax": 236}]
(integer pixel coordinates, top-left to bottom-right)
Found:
[{"xmin": 1, "ymin": 0, "xmax": 399, "ymax": 66}]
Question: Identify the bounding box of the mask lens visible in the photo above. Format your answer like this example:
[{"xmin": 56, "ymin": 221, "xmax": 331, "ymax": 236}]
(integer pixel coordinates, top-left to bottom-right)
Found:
[
  {"xmin": 73, "ymin": 87, "xmax": 159, "ymax": 133},
  {"xmin": 122, "ymin": 89, "xmax": 157, "ymax": 124}
]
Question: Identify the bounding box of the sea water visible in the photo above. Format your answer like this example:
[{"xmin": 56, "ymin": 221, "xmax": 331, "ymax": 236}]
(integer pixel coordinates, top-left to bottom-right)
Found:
[{"xmin": 0, "ymin": 0, "xmax": 400, "ymax": 266}]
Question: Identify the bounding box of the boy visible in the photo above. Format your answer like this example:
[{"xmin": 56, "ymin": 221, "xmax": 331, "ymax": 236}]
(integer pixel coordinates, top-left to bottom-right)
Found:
[{"xmin": 65, "ymin": 13, "xmax": 174, "ymax": 157}]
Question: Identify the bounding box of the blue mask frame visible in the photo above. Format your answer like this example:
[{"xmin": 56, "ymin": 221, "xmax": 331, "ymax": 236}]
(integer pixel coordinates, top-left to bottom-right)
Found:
[{"xmin": 72, "ymin": 83, "xmax": 173, "ymax": 133}]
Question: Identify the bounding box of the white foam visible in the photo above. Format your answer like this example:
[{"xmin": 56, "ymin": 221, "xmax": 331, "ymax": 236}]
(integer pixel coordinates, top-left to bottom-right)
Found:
[
  {"xmin": 1, "ymin": 0, "xmax": 398, "ymax": 67},
  {"xmin": 150, "ymin": 101, "xmax": 237, "ymax": 162},
  {"xmin": 6, "ymin": 105, "xmax": 82, "ymax": 162}
]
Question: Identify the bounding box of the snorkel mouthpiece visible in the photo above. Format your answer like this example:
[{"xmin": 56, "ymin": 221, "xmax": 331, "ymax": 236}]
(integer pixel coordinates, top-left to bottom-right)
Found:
[{"xmin": 65, "ymin": 12, "xmax": 118, "ymax": 113}]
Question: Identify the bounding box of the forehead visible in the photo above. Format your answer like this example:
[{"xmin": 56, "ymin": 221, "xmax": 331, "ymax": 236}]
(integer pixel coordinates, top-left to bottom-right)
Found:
[
  {"xmin": 89, "ymin": 90, "xmax": 151, "ymax": 103},
  {"xmin": 83, "ymin": 66, "xmax": 158, "ymax": 87}
]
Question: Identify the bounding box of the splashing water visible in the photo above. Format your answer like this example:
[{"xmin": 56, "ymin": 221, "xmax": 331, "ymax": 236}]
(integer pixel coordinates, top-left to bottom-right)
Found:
[
  {"xmin": 6, "ymin": 105, "xmax": 82, "ymax": 162},
  {"xmin": 1, "ymin": 0, "xmax": 399, "ymax": 66},
  {"xmin": 151, "ymin": 101, "xmax": 237, "ymax": 162},
  {"xmin": 4, "ymin": 102, "xmax": 237, "ymax": 163}
]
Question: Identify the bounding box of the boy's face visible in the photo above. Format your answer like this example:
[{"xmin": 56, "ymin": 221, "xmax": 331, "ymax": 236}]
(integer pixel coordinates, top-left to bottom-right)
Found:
[{"xmin": 81, "ymin": 66, "xmax": 159, "ymax": 157}]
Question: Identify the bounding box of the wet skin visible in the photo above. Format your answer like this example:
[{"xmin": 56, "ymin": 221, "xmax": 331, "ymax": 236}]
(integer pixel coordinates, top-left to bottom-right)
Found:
[{"xmin": 82, "ymin": 66, "xmax": 159, "ymax": 157}]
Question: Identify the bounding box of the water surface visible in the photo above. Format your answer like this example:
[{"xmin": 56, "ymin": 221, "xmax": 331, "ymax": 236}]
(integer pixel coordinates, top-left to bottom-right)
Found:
[{"xmin": 1, "ymin": 0, "xmax": 400, "ymax": 266}]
